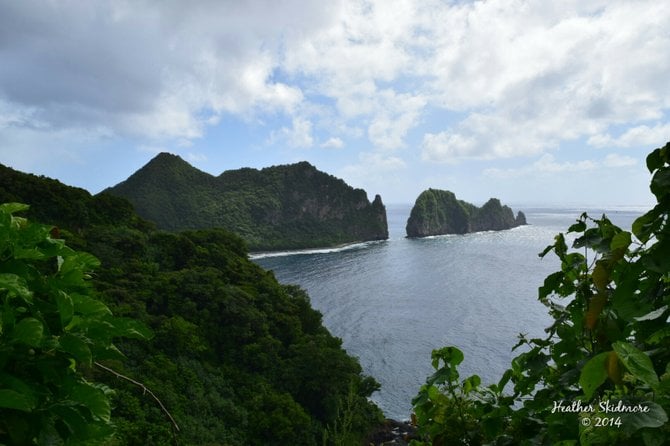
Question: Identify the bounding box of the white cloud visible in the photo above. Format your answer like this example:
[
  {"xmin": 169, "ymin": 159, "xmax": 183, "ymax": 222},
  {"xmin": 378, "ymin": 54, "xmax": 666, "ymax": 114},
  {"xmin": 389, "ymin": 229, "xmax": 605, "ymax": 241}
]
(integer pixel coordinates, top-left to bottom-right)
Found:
[
  {"xmin": 320, "ymin": 137, "xmax": 344, "ymax": 149},
  {"xmin": 270, "ymin": 117, "xmax": 314, "ymax": 149},
  {"xmin": 341, "ymin": 151, "xmax": 406, "ymax": 180},
  {"xmin": 588, "ymin": 122, "xmax": 670, "ymax": 148},
  {"xmin": 1, "ymin": 0, "xmax": 669, "ymax": 178},
  {"xmin": 367, "ymin": 90, "xmax": 426, "ymax": 150},
  {"xmin": 421, "ymin": 132, "xmax": 477, "ymax": 163},
  {"xmin": 484, "ymin": 153, "xmax": 635, "ymax": 179},
  {"xmin": 603, "ymin": 153, "xmax": 637, "ymax": 167}
]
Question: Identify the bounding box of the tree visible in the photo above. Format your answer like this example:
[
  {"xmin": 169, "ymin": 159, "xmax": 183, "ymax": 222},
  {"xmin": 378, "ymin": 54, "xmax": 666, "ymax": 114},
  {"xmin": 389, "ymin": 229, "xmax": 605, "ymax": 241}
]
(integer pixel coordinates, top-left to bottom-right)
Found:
[
  {"xmin": 411, "ymin": 142, "xmax": 670, "ymax": 445},
  {"xmin": 0, "ymin": 203, "xmax": 152, "ymax": 445}
]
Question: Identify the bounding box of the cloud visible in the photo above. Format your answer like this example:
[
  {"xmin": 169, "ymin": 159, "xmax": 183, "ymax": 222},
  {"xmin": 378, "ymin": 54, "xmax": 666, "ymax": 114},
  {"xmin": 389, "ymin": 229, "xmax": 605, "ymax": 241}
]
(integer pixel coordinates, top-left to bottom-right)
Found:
[
  {"xmin": 588, "ymin": 122, "xmax": 670, "ymax": 148},
  {"xmin": 341, "ymin": 152, "xmax": 406, "ymax": 181},
  {"xmin": 0, "ymin": 0, "xmax": 322, "ymax": 143},
  {"xmin": 484, "ymin": 153, "xmax": 635, "ymax": 179},
  {"xmin": 320, "ymin": 137, "xmax": 344, "ymax": 149},
  {"xmin": 421, "ymin": 131, "xmax": 477, "ymax": 163},
  {"xmin": 603, "ymin": 153, "xmax": 637, "ymax": 167},
  {"xmin": 367, "ymin": 90, "xmax": 426, "ymax": 150},
  {"xmin": 270, "ymin": 117, "xmax": 314, "ymax": 149},
  {"xmin": 1, "ymin": 0, "xmax": 669, "ymax": 168}
]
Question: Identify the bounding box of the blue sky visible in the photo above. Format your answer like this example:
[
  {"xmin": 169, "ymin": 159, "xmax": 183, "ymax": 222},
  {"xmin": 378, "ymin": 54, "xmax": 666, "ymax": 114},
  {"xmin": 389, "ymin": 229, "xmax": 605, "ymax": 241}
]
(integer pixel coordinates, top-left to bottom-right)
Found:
[{"xmin": 1, "ymin": 0, "xmax": 668, "ymax": 207}]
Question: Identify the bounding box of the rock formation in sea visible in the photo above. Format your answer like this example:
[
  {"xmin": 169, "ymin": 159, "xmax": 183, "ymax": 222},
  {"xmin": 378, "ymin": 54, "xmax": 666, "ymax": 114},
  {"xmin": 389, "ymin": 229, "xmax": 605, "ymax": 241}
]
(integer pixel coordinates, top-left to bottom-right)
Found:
[{"xmin": 406, "ymin": 188, "xmax": 526, "ymax": 237}]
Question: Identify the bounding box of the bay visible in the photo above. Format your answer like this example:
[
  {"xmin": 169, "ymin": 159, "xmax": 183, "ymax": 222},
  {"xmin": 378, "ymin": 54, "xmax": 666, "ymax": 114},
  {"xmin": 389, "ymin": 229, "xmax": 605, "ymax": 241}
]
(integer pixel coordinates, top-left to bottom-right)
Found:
[{"xmin": 253, "ymin": 205, "xmax": 645, "ymax": 420}]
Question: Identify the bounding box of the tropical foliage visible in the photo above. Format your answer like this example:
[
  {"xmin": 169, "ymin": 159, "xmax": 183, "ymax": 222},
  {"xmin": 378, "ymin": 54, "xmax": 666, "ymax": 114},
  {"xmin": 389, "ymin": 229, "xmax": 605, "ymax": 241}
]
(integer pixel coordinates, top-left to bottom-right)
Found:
[
  {"xmin": 0, "ymin": 203, "xmax": 152, "ymax": 444},
  {"xmin": 411, "ymin": 142, "xmax": 670, "ymax": 444},
  {"xmin": 0, "ymin": 164, "xmax": 383, "ymax": 445}
]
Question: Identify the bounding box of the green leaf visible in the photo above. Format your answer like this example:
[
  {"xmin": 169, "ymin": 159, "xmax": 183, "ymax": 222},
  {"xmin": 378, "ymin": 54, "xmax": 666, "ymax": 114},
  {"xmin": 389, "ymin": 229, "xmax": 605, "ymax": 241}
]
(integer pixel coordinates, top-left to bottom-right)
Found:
[
  {"xmin": 12, "ymin": 317, "xmax": 43, "ymax": 347},
  {"xmin": 431, "ymin": 346, "xmax": 464, "ymax": 369},
  {"xmin": 612, "ymin": 341, "xmax": 659, "ymax": 390},
  {"xmin": 59, "ymin": 334, "xmax": 92, "ymax": 367},
  {"xmin": 568, "ymin": 220, "xmax": 587, "ymax": 233},
  {"xmin": 106, "ymin": 317, "xmax": 153, "ymax": 340},
  {"xmin": 646, "ymin": 147, "xmax": 663, "ymax": 172},
  {"xmin": 462, "ymin": 374, "xmax": 481, "ymax": 394},
  {"xmin": 70, "ymin": 382, "xmax": 111, "ymax": 423},
  {"xmin": 579, "ymin": 352, "xmax": 609, "ymax": 399},
  {"xmin": 610, "ymin": 231, "xmax": 631, "ymax": 252},
  {"xmin": 539, "ymin": 272, "xmax": 564, "ymax": 299},
  {"xmin": 0, "ymin": 273, "xmax": 33, "ymax": 302},
  {"xmin": 632, "ymin": 208, "xmax": 661, "ymax": 243},
  {"xmin": 619, "ymin": 400, "xmax": 668, "ymax": 436},
  {"xmin": 650, "ymin": 167, "xmax": 670, "ymax": 199},
  {"xmin": 0, "ymin": 203, "xmax": 30, "ymax": 214},
  {"xmin": 55, "ymin": 291, "xmax": 74, "ymax": 328},
  {"xmin": 71, "ymin": 294, "xmax": 111, "ymax": 316},
  {"xmin": 50, "ymin": 405, "xmax": 90, "ymax": 438},
  {"xmin": 0, "ymin": 389, "xmax": 35, "ymax": 411}
]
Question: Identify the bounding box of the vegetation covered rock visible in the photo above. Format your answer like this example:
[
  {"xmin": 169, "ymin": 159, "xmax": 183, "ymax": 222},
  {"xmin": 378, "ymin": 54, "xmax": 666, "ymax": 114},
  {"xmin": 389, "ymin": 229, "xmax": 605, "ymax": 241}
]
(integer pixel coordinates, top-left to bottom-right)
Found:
[
  {"xmin": 105, "ymin": 153, "xmax": 389, "ymax": 251},
  {"xmin": 405, "ymin": 189, "xmax": 525, "ymax": 237}
]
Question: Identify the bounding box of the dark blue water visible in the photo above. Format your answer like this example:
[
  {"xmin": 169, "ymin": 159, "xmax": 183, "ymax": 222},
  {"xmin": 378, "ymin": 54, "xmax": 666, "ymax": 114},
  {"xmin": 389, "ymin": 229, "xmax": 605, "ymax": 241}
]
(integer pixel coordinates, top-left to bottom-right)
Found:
[{"xmin": 253, "ymin": 205, "xmax": 644, "ymax": 420}]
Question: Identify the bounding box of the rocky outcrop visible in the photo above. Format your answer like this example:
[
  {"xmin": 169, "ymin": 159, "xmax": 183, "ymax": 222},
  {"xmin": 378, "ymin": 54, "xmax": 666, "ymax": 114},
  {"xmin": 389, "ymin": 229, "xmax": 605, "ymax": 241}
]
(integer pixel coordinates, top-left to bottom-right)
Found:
[
  {"xmin": 105, "ymin": 153, "xmax": 389, "ymax": 250},
  {"xmin": 406, "ymin": 189, "xmax": 526, "ymax": 238}
]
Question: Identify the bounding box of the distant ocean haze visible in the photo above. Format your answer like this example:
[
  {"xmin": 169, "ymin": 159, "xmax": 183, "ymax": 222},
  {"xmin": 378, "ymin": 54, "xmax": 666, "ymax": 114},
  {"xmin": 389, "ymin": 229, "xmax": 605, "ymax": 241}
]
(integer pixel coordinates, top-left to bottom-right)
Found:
[{"xmin": 254, "ymin": 205, "xmax": 644, "ymax": 419}]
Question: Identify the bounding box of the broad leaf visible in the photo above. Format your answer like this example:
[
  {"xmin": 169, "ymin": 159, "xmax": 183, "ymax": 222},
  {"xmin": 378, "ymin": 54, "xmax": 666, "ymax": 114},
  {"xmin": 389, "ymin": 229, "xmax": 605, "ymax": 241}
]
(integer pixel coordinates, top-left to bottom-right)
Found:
[
  {"xmin": 59, "ymin": 334, "xmax": 92, "ymax": 367},
  {"xmin": 55, "ymin": 291, "xmax": 74, "ymax": 328},
  {"xmin": 619, "ymin": 400, "xmax": 668, "ymax": 436},
  {"xmin": 0, "ymin": 389, "xmax": 35, "ymax": 411},
  {"xmin": 579, "ymin": 352, "xmax": 609, "ymax": 399},
  {"xmin": 613, "ymin": 341, "xmax": 659, "ymax": 390},
  {"xmin": 71, "ymin": 294, "xmax": 111, "ymax": 316},
  {"xmin": 0, "ymin": 273, "xmax": 33, "ymax": 302},
  {"xmin": 610, "ymin": 231, "xmax": 631, "ymax": 252},
  {"xmin": 106, "ymin": 317, "xmax": 153, "ymax": 340},
  {"xmin": 0, "ymin": 203, "xmax": 30, "ymax": 214},
  {"xmin": 12, "ymin": 317, "xmax": 43, "ymax": 347},
  {"xmin": 70, "ymin": 382, "xmax": 111, "ymax": 423}
]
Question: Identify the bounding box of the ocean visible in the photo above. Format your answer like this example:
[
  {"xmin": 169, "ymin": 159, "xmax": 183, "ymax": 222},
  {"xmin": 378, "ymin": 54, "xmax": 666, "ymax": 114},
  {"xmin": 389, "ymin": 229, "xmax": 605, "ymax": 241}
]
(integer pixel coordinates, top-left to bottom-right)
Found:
[{"xmin": 252, "ymin": 204, "xmax": 645, "ymax": 420}]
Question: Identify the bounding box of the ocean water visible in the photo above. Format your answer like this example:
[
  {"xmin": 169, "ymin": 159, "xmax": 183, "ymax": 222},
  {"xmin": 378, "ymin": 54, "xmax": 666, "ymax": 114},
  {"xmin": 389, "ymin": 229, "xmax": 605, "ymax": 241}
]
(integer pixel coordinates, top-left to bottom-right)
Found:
[{"xmin": 252, "ymin": 205, "xmax": 645, "ymax": 420}]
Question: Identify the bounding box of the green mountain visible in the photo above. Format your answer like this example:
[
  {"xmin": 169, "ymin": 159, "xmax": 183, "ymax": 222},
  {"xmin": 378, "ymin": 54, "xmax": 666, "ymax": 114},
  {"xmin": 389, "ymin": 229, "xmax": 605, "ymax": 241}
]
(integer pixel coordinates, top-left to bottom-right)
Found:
[
  {"xmin": 406, "ymin": 189, "xmax": 526, "ymax": 237},
  {"xmin": 105, "ymin": 153, "xmax": 389, "ymax": 250},
  {"xmin": 0, "ymin": 162, "xmax": 383, "ymax": 445}
]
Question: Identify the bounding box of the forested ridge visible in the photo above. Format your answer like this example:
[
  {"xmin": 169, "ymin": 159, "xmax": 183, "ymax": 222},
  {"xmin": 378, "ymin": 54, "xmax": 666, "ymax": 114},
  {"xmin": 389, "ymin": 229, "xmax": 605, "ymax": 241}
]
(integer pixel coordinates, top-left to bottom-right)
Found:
[
  {"xmin": 105, "ymin": 153, "xmax": 389, "ymax": 251},
  {"xmin": 0, "ymin": 163, "xmax": 383, "ymax": 445}
]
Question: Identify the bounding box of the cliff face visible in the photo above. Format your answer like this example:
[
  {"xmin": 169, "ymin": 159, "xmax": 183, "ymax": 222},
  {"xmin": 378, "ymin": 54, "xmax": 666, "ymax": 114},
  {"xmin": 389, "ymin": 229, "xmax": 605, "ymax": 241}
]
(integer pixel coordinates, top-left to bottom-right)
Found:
[
  {"xmin": 105, "ymin": 154, "xmax": 388, "ymax": 250},
  {"xmin": 406, "ymin": 189, "xmax": 526, "ymax": 237}
]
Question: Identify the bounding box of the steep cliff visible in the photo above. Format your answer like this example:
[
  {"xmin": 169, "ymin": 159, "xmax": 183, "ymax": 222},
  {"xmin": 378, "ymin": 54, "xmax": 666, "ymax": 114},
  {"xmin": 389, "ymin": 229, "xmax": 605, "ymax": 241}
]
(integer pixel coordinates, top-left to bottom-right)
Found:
[
  {"xmin": 406, "ymin": 189, "xmax": 526, "ymax": 237},
  {"xmin": 105, "ymin": 153, "xmax": 389, "ymax": 250}
]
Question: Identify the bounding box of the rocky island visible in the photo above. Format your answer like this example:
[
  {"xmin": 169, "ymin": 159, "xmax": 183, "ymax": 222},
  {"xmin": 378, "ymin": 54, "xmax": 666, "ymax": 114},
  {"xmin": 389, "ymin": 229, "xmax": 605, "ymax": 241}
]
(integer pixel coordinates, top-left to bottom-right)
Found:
[
  {"xmin": 406, "ymin": 188, "xmax": 526, "ymax": 237},
  {"xmin": 106, "ymin": 153, "xmax": 389, "ymax": 251}
]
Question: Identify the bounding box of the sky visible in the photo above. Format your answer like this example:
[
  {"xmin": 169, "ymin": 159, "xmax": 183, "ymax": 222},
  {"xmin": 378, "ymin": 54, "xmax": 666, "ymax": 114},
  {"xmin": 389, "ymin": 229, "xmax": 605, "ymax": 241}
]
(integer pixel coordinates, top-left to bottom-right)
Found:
[{"xmin": 1, "ymin": 0, "xmax": 668, "ymax": 208}]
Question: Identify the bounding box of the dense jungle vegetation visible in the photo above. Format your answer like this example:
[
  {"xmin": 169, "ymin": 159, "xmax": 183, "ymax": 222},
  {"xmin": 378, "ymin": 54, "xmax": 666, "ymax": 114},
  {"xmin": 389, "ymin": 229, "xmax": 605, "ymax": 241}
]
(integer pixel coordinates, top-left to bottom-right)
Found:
[
  {"xmin": 105, "ymin": 153, "xmax": 388, "ymax": 251},
  {"xmin": 411, "ymin": 142, "xmax": 670, "ymax": 445},
  {"xmin": 0, "ymin": 163, "xmax": 383, "ymax": 445}
]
